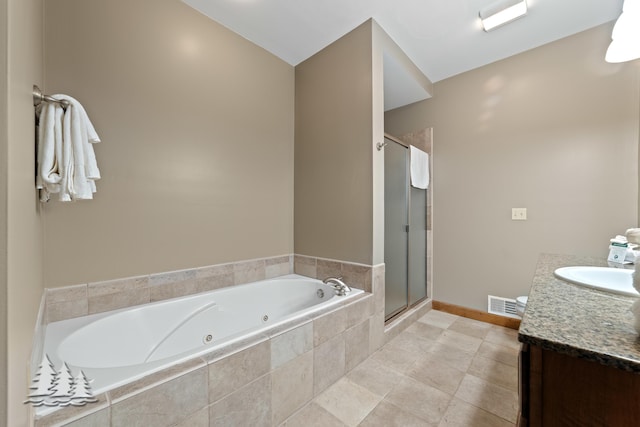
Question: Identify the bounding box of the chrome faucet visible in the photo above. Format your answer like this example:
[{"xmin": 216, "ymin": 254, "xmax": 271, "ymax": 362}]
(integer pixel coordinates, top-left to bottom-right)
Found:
[{"xmin": 322, "ymin": 277, "xmax": 352, "ymax": 296}]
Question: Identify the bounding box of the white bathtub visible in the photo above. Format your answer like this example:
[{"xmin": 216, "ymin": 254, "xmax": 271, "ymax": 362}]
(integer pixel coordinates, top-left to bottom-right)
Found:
[{"xmin": 42, "ymin": 274, "xmax": 363, "ymax": 396}]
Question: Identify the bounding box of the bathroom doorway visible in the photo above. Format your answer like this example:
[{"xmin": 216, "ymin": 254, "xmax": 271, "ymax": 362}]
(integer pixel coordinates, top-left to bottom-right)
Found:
[{"xmin": 383, "ymin": 132, "xmax": 431, "ymax": 321}]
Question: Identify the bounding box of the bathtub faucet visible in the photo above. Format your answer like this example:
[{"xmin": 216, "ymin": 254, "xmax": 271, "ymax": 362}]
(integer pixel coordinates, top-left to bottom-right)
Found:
[{"xmin": 323, "ymin": 277, "xmax": 352, "ymax": 296}]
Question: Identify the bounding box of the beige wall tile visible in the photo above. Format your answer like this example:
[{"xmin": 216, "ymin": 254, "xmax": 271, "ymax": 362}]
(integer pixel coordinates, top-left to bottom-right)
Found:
[
  {"xmin": 149, "ymin": 279, "xmax": 200, "ymax": 302},
  {"xmin": 87, "ymin": 276, "xmax": 149, "ymax": 298},
  {"xmin": 271, "ymin": 351, "xmax": 314, "ymax": 425},
  {"xmin": 47, "ymin": 284, "xmax": 87, "ymax": 303},
  {"xmin": 173, "ymin": 407, "xmax": 209, "ymax": 427},
  {"xmin": 233, "ymin": 259, "xmax": 266, "ymax": 285},
  {"xmin": 46, "ymin": 299, "xmax": 89, "ymax": 323},
  {"xmin": 372, "ymin": 265, "xmax": 384, "ymax": 314},
  {"xmin": 265, "ymin": 255, "xmax": 292, "ymax": 279},
  {"xmin": 64, "ymin": 408, "xmax": 110, "ymax": 427},
  {"xmin": 111, "ymin": 367, "xmax": 208, "ymax": 427},
  {"xmin": 313, "ymin": 307, "xmax": 346, "ymax": 347},
  {"xmin": 208, "ymin": 340, "xmax": 271, "ymax": 403},
  {"xmin": 316, "ymin": 259, "xmax": 342, "ymax": 281},
  {"xmin": 110, "ymin": 358, "xmax": 206, "ymax": 402},
  {"xmin": 344, "ymin": 296, "xmax": 373, "ymax": 329},
  {"xmin": 34, "ymin": 393, "xmax": 109, "ymax": 427},
  {"xmin": 313, "ymin": 334, "xmax": 345, "ymax": 395},
  {"xmin": 271, "ymin": 322, "xmax": 313, "ymax": 369},
  {"xmin": 344, "ymin": 319, "xmax": 370, "ymax": 371},
  {"xmin": 341, "ymin": 263, "xmax": 371, "ymax": 292},
  {"xmin": 294, "ymin": 255, "xmax": 316, "ymax": 278},
  {"xmin": 195, "ymin": 263, "xmax": 234, "ymax": 279},
  {"xmin": 88, "ymin": 288, "xmax": 150, "ymax": 314},
  {"xmin": 195, "ymin": 274, "xmax": 234, "ymax": 293},
  {"xmin": 209, "ymin": 374, "xmax": 272, "ymax": 427},
  {"xmin": 368, "ymin": 310, "xmax": 385, "ymax": 354}
]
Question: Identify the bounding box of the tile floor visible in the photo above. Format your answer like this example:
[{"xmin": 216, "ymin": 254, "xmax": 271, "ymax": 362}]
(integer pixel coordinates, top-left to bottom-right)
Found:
[{"xmin": 281, "ymin": 310, "xmax": 520, "ymax": 427}]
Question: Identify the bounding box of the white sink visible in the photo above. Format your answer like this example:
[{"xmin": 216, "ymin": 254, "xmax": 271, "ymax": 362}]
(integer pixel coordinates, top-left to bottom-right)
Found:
[{"xmin": 554, "ymin": 266, "xmax": 639, "ymax": 297}]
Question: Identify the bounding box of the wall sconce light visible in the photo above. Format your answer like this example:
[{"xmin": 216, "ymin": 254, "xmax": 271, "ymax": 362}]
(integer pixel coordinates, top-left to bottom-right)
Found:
[
  {"xmin": 605, "ymin": 0, "xmax": 640, "ymax": 63},
  {"xmin": 479, "ymin": 0, "xmax": 528, "ymax": 32}
]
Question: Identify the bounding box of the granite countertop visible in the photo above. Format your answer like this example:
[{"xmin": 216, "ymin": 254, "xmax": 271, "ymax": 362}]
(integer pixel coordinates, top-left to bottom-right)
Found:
[{"xmin": 518, "ymin": 253, "xmax": 640, "ymax": 373}]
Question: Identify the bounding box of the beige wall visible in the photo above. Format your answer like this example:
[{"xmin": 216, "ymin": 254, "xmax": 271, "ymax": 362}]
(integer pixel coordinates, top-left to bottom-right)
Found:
[
  {"xmin": 385, "ymin": 23, "xmax": 640, "ymax": 311},
  {"xmin": 0, "ymin": 0, "xmax": 7, "ymax": 421},
  {"xmin": 5, "ymin": 0, "xmax": 45, "ymax": 425},
  {"xmin": 43, "ymin": 0, "xmax": 295, "ymax": 287},
  {"xmin": 295, "ymin": 20, "xmax": 375, "ymax": 265}
]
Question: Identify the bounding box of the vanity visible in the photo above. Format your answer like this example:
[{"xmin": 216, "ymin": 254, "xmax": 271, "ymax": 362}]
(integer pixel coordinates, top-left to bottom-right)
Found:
[{"xmin": 518, "ymin": 253, "xmax": 640, "ymax": 427}]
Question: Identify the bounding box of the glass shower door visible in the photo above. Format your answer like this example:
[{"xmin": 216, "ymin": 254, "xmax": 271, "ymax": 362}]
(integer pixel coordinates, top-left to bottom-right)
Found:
[
  {"xmin": 409, "ymin": 186, "xmax": 427, "ymax": 304},
  {"xmin": 384, "ymin": 138, "xmax": 409, "ymax": 319}
]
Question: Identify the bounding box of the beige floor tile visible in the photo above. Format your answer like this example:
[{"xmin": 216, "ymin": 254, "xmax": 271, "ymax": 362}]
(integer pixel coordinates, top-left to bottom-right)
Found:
[
  {"xmin": 454, "ymin": 374, "xmax": 518, "ymax": 423},
  {"xmin": 467, "ymin": 354, "xmax": 518, "ymax": 391},
  {"xmin": 406, "ymin": 354, "xmax": 466, "ymax": 395},
  {"xmin": 280, "ymin": 402, "xmax": 347, "ymax": 427},
  {"xmin": 315, "ymin": 377, "xmax": 382, "ymax": 426},
  {"xmin": 345, "ymin": 357, "xmax": 405, "ymax": 398},
  {"xmin": 385, "ymin": 376, "xmax": 452, "ymax": 425},
  {"xmin": 405, "ymin": 321, "xmax": 445, "ymax": 341},
  {"xmin": 476, "ymin": 341, "xmax": 519, "ymax": 368},
  {"xmin": 438, "ymin": 397, "xmax": 515, "ymax": 427},
  {"xmin": 427, "ymin": 342, "xmax": 476, "ymax": 372},
  {"xmin": 387, "ymin": 330, "xmax": 437, "ymax": 354},
  {"xmin": 436, "ymin": 330, "xmax": 483, "ymax": 354},
  {"xmin": 370, "ymin": 344, "xmax": 422, "ymax": 374},
  {"xmin": 447, "ymin": 317, "xmax": 492, "ymax": 340},
  {"xmin": 418, "ymin": 310, "xmax": 459, "ymax": 329},
  {"xmin": 485, "ymin": 327, "xmax": 520, "ymax": 351},
  {"xmin": 359, "ymin": 400, "xmax": 433, "ymax": 427}
]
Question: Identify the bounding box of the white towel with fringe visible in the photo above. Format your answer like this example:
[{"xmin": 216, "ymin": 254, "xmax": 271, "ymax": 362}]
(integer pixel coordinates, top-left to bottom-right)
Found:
[
  {"xmin": 36, "ymin": 102, "xmax": 64, "ymax": 201},
  {"xmin": 410, "ymin": 145, "xmax": 429, "ymax": 190}
]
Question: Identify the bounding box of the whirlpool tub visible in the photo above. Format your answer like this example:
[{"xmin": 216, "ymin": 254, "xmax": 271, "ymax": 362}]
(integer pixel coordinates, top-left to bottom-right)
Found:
[{"xmin": 41, "ymin": 274, "xmax": 363, "ymax": 396}]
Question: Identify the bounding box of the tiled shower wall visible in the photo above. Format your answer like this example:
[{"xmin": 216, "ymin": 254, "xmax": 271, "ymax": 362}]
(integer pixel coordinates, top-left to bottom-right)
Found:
[{"xmin": 32, "ymin": 254, "xmax": 388, "ymax": 426}]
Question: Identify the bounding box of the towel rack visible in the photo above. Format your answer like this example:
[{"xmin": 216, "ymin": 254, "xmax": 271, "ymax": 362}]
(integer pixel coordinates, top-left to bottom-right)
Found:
[{"xmin": 33, "ymin": 85, "xmax": 69, "ymax": 108}]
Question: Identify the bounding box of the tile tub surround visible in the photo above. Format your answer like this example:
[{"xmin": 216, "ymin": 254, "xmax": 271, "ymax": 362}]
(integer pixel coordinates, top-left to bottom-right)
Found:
[
  {"xmin": 518, "ymin": 253, "xmax": 640, "ymax": 372},
  {"xmin": 34, "ymin": 292, "xmax": 377, "ymax": 426},
  {"xmin": 32, "ymin": 254, "xmax": 385, "ymax": 426},
  {"xmin": 43, "ymin": 255, "xmax": 294, "ymax": 324}
]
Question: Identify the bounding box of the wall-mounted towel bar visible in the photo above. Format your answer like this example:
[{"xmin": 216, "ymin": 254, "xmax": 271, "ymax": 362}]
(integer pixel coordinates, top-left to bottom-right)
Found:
[{"xmin": 33, "ymin": 85, "xmax": 69, "ymax": 108}]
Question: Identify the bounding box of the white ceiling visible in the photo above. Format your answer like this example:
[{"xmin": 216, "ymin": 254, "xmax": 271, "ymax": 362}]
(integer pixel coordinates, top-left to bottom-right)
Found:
[{"xmin": 183, "ymin": 0, "xmax": 622, "ymax": 107}]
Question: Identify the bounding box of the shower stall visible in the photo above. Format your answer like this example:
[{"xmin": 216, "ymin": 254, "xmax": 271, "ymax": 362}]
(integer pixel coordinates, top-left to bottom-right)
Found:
[{"xmin": 383, "ymin": 134, "xmax": 429, "ymax": 320}]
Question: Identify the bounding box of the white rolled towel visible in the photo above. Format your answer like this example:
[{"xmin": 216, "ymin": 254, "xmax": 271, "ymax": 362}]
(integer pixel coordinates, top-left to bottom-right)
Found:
[
  {"xmin": 627, "ymin": 228, "xmax": 640, "ymax": 245},
  {"xmin": 632, "ymin": 299, "xmax": 640, "ymax": 334}
]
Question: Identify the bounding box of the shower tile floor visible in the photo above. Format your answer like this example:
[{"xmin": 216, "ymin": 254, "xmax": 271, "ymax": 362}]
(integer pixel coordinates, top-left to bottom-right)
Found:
[{"xmin": 281, "ymin": 310, "xmax": 520, "ymax": 427}]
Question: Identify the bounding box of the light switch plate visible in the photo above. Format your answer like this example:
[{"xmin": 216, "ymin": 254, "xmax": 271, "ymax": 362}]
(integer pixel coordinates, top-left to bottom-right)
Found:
[{"xmin": 512, "ymin": 208, "xmax": 527, "ymax": 220}]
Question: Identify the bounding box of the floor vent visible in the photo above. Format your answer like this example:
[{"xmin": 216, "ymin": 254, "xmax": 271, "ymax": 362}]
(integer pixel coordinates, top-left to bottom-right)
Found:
[{"xmin": 488, "ymin": 295, "xmax": 520, "ymax": 319}]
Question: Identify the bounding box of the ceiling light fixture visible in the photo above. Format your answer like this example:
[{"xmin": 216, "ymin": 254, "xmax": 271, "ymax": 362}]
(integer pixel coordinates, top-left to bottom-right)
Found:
[
  {"xmin": 605, "ymin": 0, "xmax": 640, "ymax": 63},
  {"xmin": 479, "ymin": 0, "xmax": 528, "ymax": 32}
]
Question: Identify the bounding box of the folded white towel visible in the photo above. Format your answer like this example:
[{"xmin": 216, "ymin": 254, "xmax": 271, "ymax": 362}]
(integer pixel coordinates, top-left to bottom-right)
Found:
[
  {"xmin": 409, "ymin": 145, "xmax": 429, "ymax": 190},
  {"xmin": 54, "ymin": 94, "xmax": 101, "ymax": 201},
  {"xmin": 36, "ymin": 103, "xmax": 64, "ymax": 201}
]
